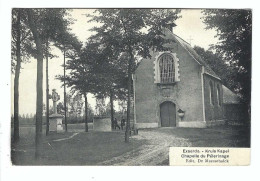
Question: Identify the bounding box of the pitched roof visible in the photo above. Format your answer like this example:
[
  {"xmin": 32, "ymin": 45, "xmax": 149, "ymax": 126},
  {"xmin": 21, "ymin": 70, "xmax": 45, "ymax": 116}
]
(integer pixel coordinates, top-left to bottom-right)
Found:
[
  {"xmin": 222, "ymin": 85, "xmax": 241, "ymax": 104},
  {"xmin": 162, "ymin": 28, "xmax": 221, "ymax": 80}
]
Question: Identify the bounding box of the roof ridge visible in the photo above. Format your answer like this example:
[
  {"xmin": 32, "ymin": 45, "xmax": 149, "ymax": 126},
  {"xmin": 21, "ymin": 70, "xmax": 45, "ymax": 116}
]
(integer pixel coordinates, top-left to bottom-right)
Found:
[
  {"xmin": 172, "ymin": 33, "xmax": 191, "ymax": 46},
  {"xmin": 165, "ymin": 29, "xmax": 220, "ymax": 80}
]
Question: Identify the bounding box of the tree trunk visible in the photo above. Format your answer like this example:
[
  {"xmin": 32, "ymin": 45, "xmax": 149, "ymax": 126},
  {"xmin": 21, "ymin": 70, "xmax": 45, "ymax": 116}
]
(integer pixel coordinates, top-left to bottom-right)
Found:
[
  {"xmin": 13, "ymin": 9, "xmax": 21, "ymax": 143},
  {"xmin": 45, "ymin": 39, "xmax": 50, "ymax": 135},
  {"xmin": 64, "ymin": 49, "xmax": 68, "ymax": 132},
  {"xmin": 27, "ymin": 9, "xmax": 44, "ymax": 159},
  {"xmin": 125, "ymin": 50, "xmax": 134, "ymax": 143},
  {"xmin": 35, "ymin": 49, "xmax": 44, "ymax": 159},
  {"xmin": 110, "ymin": 89, "xmax": 114, "ymax": 130},
  {"xmin": 84, "ymin": 92, "xmax": 88, "ymax": 132}
]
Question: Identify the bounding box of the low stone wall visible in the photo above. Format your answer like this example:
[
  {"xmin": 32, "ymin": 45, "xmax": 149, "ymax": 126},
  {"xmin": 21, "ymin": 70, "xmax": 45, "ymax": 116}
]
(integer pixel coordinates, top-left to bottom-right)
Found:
[
  {"xmin": 135, "ymin": 120, "xmax": 225, "ymax": 129},
  {"xmin": 178, "ymin": 120, "xmax": 225, "ymax": 128},
  {"xmin": 135, "ymin": 123, "xmax": 158, "ymax": 129},
  {"xmin": 178, "ymin": 121, "xmax": 207, "ymax": 128},
  {"xmin": 206, "ymin": 120, "xmax": 226, "ymax": 127},
  {"xmin": 93, "ymin": 117, "xmax": 112, "ymax": 132}
]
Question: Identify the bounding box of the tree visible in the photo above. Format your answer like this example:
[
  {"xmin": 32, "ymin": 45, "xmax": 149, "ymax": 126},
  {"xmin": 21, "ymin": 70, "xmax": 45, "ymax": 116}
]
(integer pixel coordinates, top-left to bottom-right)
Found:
[
  {"xmin": 118, "ymin": 100, "xmax": 127, "ymax": 115},
  {"xmin": 41, "ymin": 9, "xmax": 68, "ymax": 135},
  {"xmin": 25, "ymin": 9, "xmax": 45, "ymax": 158},
  {"xmin": 202, "ymin": 9, "xmax": 252, "ymax": 106},
  {"xmin": 25, "ymin": 8, "xmax": 74, "ymax": 158},
  {"xmin": 85, "ymin": 103, "xmax": 94, "ymax": 122},
  {"xmin": 12, "ymin": 9, "xmax": 22, "ymax": 143},
  {"xmin": 57, "ymin": 42, "xmax": 98, "ymax": 132},
  {"xmin": 193, "ymin": 46, "xmax": 239, "ymax": 93},
  {"xmin": 54, "ymin": 31, "xmax": 82, "ymax": 132},
  {"xmin": 57, "ymin": 102, "xmax": 64, "ymax": 114},
  {"xmin": 88, "ymin": 9, "xmax": 181, "ymax": 142},
  {"xmin": 68, "ymin": 93, "xmax": 84, "ymax": 116},
  {"xmin": 12, "ymin": 9, "xmax": 33, "ymax": 142},
  {"xmin": 95, "ymin": 97, "xmax": 106, "ymax": 116},
  {"xmin": 89, "ymin": 49, "xmax": 129, "ymax": 129}
]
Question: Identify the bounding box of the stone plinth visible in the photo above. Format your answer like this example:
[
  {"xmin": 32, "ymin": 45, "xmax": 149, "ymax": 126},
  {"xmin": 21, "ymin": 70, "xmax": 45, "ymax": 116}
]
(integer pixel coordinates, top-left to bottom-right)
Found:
[
  {"xmin": 93, "ymin": 116, "xmax": 112, "ymax": 132},
  {"xmin": 49, "ymin": 114, "xmax": 64, "ymax": 132}
]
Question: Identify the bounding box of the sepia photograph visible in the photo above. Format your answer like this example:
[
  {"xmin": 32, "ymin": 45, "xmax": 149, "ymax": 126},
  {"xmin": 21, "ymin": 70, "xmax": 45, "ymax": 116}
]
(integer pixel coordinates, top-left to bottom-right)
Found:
[{"xmin": 10, "ymin": 8, "xmax": 251, "ymax": 166}]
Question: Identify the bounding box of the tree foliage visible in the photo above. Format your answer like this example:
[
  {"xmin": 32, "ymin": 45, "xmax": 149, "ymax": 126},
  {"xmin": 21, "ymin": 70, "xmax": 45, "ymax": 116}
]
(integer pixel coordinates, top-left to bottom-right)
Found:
[
  {"xmin": 194, "ymin": 46, "xmax": 239, "ymax": 93},
  {"xmin": 57, "ymin": 42, "xmax": 94, "ymax": 95},
  {"xmin": 88, "ymin": 9, "xmax": 181, "ymax": 58},
  {"xmin": 202, "ymin": 9, "xmax": 252, "ymax": 103},
  {"xmin": 91, "ymin": 51, "xmax": 129, "ymax": 100},
  {"xmin": 88, "ymin": 9, "xmax": 181, "ymax": 142},
  {"xmin": 23, "ymin": 8, "xmax": 76, "ymax": 157},
  {"xmin": 11, "ymin": 9, "xmax": 33, "ymax": 73}
]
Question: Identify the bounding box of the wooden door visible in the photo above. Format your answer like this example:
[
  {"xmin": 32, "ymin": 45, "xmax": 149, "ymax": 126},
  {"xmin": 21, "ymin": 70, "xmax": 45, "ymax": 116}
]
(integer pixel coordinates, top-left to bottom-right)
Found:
[{"xmin": 160, "ymin": 101, "xmax": 176, "ymax": 127}]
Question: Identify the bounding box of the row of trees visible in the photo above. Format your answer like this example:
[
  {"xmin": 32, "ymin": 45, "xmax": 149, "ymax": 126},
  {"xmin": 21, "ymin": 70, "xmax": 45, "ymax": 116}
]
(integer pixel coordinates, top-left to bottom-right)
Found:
[
  {"xmin": 11, "ymin": 114, "xmax": 36, "ymax": 125},
  {"xmin": 12, "ymin": 9, "xmax": 251, "ymax": 158},
  {"xmin": 11, "ymin": 9, "xmax": 83, "ymax": 158},
  {"xmin": 58, "ymin": 9, "xmax": 182, "ymax": 141}
]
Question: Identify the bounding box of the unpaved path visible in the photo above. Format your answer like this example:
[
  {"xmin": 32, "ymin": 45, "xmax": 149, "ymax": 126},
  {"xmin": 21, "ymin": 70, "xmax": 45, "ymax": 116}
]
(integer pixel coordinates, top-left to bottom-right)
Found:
[
  {"xmin": 99, "ymin": 128, "xmax": 192, "ymax": 166},
  {"xmin": 53, "ymin": 133, "xmax": 79, "ymax": 142}
]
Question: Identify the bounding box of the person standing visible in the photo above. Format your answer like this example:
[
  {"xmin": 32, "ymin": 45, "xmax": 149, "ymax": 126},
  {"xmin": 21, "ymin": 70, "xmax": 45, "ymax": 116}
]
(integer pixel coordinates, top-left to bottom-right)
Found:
[
  {"xmin": 121, "ymin": 117, "xmax": 126, "ymax": 130},
  {"xmin": 114, "ymin": 118, "xmax": 120, "ymax": 130}
]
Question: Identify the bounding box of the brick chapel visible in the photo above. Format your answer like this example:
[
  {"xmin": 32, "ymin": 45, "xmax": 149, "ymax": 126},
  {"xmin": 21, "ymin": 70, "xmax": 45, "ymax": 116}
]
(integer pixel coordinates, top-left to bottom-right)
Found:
[{"xmin": 133, "ymin": 24, "xmax": 225, "ymax": 128}]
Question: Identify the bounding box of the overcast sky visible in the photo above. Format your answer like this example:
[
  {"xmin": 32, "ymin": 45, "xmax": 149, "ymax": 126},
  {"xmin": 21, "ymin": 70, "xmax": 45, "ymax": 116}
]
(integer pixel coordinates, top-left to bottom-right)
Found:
[{"xmin": 11, "ymin": 9, "xmax": 219, "ymax": 115}]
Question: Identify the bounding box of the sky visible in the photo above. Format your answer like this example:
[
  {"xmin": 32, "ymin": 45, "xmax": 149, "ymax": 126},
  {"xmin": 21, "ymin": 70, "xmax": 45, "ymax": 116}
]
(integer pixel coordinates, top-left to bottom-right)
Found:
[{"xmin": 11, "ymin": 9, "xmax": 219, "ymax": 115}]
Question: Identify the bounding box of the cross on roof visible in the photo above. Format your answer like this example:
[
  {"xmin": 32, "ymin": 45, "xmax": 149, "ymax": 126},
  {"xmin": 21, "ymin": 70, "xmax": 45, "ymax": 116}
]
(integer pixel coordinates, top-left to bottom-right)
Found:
[{"xmin": 187, "ymin": 36, "xmax": 193, "ymax": 46}]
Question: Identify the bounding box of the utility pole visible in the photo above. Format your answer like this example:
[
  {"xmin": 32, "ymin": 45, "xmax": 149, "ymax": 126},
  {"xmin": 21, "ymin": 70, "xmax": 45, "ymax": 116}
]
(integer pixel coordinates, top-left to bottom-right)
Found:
[{"xmin": 64, "ymin": 49, "xmax": 68, "ymax": 132}]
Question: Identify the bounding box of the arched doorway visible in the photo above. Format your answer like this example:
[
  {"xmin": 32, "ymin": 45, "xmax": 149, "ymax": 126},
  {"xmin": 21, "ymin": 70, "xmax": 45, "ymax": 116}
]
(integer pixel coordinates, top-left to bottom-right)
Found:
[{"xmin": 160, "ymin": 101, "xmax": 176, "ymax": 127}]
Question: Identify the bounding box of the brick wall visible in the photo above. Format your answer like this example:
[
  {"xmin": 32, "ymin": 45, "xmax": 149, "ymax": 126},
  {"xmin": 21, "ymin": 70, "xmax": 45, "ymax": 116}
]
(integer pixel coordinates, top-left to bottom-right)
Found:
[
  {"xmin": 134, "ymin": 42, "xmax": 205, "ymax": 127},
  {"xmin": 203, "ymin": 74, "xmax": 224, "ymax": 121}
]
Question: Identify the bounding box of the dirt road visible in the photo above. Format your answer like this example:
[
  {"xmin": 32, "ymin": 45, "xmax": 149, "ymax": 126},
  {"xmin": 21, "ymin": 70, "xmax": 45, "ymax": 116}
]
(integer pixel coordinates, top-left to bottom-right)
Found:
[{"xmin": 99, "ymin": 128, "xmax": 192, "ymax": 166}]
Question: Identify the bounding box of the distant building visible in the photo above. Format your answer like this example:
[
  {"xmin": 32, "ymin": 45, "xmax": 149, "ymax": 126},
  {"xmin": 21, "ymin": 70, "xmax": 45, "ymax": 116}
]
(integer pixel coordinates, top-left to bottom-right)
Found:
[{"xmin": 133, "ymin": 25, "xmax": 225, "ymax": 128}]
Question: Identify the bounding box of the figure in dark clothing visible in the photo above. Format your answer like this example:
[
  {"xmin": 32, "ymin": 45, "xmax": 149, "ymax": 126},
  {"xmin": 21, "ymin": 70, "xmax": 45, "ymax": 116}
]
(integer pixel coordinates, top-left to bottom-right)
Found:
[
  {"xmin": 121, "ymin": 118, "xmax": 126, "ymax": 130},
  {"xmin": 114, "ymin": 118, "xmax": 120, "ymax": 130}
]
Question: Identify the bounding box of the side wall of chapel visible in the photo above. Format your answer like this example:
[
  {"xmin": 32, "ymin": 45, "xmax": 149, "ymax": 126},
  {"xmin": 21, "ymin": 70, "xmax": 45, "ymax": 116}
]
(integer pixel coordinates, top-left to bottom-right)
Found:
[{"xmin": 203, "ymin": 74, "xmax": 224, "ymax": 121}]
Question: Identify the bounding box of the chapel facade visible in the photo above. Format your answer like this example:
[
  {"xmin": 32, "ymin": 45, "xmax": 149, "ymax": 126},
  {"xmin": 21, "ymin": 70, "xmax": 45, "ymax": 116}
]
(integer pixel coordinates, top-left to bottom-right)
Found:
[{"xmin": 133, "ymin": 26, "xmax": 224, "ymax": 128}]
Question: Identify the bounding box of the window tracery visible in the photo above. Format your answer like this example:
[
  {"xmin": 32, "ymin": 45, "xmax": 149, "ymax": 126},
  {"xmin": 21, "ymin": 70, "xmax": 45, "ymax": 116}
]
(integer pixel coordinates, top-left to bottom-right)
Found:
[{"xmin": 154, "ymin": 52, "xmax": 180, "ymax": 84}]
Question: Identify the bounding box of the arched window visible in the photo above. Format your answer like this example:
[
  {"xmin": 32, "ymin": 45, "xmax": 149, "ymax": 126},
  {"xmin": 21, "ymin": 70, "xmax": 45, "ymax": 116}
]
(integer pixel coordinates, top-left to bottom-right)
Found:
[
  {"xmin": 209, "ymin": 81, "xmax": 214, "ymax": 105},
  {"xmin": 216, "ymin": 85, "xmax": 221, "ymax": 106},
  {"xmin": 154, "ymin": 52, "xmax": 180, "ymax": 84},
  {"xmin": 159, "ymin": 54, "xmax": 175, "ymax": 83}
]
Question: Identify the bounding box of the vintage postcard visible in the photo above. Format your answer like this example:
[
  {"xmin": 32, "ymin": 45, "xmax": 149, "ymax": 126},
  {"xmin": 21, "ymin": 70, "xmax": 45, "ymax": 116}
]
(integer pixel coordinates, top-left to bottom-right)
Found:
[{"xmin": 10, "ymin": 8, "xmax": 251, "ymax": 166}]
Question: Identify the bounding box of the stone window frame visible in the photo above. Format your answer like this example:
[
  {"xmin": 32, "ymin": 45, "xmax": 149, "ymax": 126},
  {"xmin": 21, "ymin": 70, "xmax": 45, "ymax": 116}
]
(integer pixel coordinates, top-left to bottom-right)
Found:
[
  {"xmin": 209, "ymin": 81, "xmax": 214, "ymax": 106},
  {"xmin": 159, "ymin": 55, "xmax": 175, "ymax": 83},
  {"xmin": 216, "ymin": 84, "xmax": 221, "ymax": 106},
  {"xmin": 154, "ymin": 52, "xmax": 180, "ymax": 84}
]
